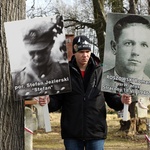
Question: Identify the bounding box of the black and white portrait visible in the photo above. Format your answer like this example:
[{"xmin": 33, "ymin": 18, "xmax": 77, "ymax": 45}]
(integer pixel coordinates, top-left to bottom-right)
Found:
[
  {"xmin": 4, "ymin": 15, "xmax": 71, "ymax": 100},
  {"xmin": 101, "ymin": 13, "xmax": 150, "ymax": 96}
]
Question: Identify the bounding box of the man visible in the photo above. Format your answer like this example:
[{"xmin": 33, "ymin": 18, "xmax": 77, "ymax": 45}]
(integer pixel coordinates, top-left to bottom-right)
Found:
[
  {"xmin": 102, "ymin": 14, "xmax": 150, "ymax": 96},
  {"xmin": 39, "ymin": 35, "xmax": 132, "ymax": 150},
  {"xmin": 12, "ymin": 16, "xmax": 71, "ymax": 99}
]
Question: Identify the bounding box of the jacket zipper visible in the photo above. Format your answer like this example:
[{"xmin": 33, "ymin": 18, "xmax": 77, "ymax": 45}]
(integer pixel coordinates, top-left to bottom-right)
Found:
[{"xmin": 87, "ymin": 71, "xmax": 97, "ymax": 99}]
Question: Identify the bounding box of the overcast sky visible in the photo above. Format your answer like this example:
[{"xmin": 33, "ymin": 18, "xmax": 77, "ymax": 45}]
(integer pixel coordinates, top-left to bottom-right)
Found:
[{"xmin": 26, "ymin": 0, "xmax": 74, "ymax": 9}]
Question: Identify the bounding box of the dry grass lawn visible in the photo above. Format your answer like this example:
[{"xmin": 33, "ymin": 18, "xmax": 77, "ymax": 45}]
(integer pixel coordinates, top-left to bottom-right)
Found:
[{"xmin": 33, "ymin": 113, "xmax": 148, "ymax": 150}]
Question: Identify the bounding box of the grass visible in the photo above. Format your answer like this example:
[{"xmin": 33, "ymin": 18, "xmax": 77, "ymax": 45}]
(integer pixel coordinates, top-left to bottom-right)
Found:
[
  {"xmin": 33, "ymin": 113, "xmax": 148, "ymax": 150},
  {"xmin": 105, "ymin": 114, "xmax": 147, "ymax": 150},
  {"xmin": 33, "ymin": 112, "xmax": 63, "ymax": 150}
]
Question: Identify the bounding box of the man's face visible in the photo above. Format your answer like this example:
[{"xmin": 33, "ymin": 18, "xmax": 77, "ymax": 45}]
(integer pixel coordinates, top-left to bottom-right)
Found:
[
  {"xmin": 114, "ymin": 24, "xmax": 150, "ymax": 76},
  {"xmin": 29, "ymin": 44, "xmax": 53, "ymax": 67},
  {"xmin": 75, "ymin": 50, "xmax": 91, "ymax": 67}
]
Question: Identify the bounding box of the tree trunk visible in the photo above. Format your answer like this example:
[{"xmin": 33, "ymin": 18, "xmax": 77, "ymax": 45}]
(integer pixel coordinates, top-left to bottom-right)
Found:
[
  {"xmin": 128, "ymin": 0, "xmax": 138, "ymax": 14},
  {"xmin": 147, "ymin": 0, "xmax": 150, "ymax": 15},
  {"xmin": 0, "ymin": 0, "xmax": 26, "ymax": 149},
  {"xmin": 92, "ymin": 0, "xmax": 106, "ymax": 62}
]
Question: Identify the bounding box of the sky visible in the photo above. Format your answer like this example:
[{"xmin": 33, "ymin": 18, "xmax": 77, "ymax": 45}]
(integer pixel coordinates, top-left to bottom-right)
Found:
[{"xmin": 26, "ymin": 0, "xmax": 74, "ymax": 10}]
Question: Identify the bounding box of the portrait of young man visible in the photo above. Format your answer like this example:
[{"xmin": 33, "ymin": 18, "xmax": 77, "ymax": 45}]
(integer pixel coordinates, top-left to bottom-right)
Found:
[
  {"xmin": 4, "ymin": 15, "xmax": 71, "ymax": 100},
  {"xmin": 101, "ymin": 13, "xmax": 150, "ymax": 96}
]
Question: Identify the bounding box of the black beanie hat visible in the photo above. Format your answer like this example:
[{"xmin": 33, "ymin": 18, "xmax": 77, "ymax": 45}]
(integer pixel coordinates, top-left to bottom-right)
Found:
[{"xmin": 72, "ymin": 35, "xmax": 91, "ymax": 53}]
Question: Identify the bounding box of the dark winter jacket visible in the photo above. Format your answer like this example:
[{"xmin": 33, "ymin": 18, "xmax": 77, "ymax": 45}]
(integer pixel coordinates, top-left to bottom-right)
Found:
[{"xmin": 49, "ymin": 53, "xmax": 124, "ymax": 140}]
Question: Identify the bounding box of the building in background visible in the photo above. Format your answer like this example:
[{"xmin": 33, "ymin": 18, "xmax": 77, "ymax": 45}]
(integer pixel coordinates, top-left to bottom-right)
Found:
[{"xmin": 65, "ymin": 34, "xmax": 74, "ymax": 61}]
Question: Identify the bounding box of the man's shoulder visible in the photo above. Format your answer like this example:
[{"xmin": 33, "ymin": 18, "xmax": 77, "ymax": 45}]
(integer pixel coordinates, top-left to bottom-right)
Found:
[
  {"xmin": 103, "ymin": 68, "xmax": 115, "ymax": 77},
  {"xmin": 53, "ymin": 61, "xmax": 69, "ymax": 70},
  {"xmin": 12, "ymin": 68, "xmax": 25, "ymax": 74},
  {"xmin": 11, "ymin": 67, "xmax": 27, "ymax": 80},
  {"xmin": 102, "ymin": 68, "xmax": 115, "ymax": 84},
  {"xmin": 143, "ymin": 73, "xmax": 150, "ymax": 80},
  {"xmin": 49, "ymin": 61, "xmax": 70, "ymax": 77}
]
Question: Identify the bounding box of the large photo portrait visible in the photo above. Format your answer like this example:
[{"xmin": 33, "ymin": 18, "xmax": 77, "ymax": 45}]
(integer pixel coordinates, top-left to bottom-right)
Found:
[
  {"xmin": 101, "ymin": 13, "xmax": 150, "ymax": 96},
  {"xmin": 4, "ymin": 15, "xmax": 71, "ymax": 100}
]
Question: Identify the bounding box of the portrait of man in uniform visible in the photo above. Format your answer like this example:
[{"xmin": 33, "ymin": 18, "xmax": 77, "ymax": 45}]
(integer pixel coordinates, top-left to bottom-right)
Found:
[
  {"xmin": 4, "ymin": 15, "xmax": 71, "ymax": 100},
  {"xmin": 101, "ymin": 13, "xmax": 150, "ymax": 96}
]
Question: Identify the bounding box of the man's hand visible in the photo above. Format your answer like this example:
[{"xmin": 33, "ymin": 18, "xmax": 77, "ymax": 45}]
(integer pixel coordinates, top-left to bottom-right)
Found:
[
  {"xmin": 121, "ymin": 94, "xmax": 132, "ymax": 105},
  {"xmin": 33, "ymin": 95, "xmax": 50, "ymax": 106}
]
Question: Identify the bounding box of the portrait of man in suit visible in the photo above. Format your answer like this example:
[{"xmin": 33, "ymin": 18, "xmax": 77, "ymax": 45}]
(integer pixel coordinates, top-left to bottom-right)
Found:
[{"xmin": 101, "ymin": 13, "xmax": 150, "ymax": 96}]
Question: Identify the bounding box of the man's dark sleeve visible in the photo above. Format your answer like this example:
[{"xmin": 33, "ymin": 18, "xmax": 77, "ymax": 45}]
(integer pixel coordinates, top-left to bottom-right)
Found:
[
  {"xmin": 48, "ymin": 94, "xmax": 63, "ymax": 112},
  {"xmin": 104, "ymin": 92, "xmax": 124, "ymax": 111}
]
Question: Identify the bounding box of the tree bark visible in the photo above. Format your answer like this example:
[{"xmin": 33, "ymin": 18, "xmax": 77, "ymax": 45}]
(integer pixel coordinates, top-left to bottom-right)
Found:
[
  {"xmin": 0, "ymin": 0, "xmax": 26, "ymax": 149},
  {"xmin": 92, "ymin": 0, "xmax": 106, "ymax": 62},
  {"xmin": 128, "ymin": 0, "xmax": 137, "ymax": 14},
  {"xmin": 147, "ymin": 0, "xmax": 150, "ymax": 15}
]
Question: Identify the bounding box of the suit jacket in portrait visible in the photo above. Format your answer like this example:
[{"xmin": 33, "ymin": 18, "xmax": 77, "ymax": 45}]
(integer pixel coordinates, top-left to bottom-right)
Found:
[{"xmin": 101, "ymin": 67, "xmax": 150, "ymax": 96}]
